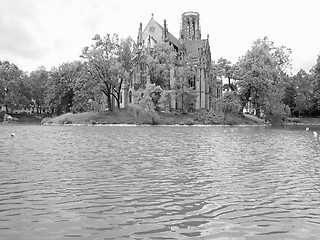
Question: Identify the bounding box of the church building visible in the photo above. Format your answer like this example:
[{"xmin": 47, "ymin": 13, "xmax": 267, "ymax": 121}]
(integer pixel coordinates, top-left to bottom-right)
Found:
[{"xmin": 122, "ymin": 12, "xmax": 216, "ymax": 111}]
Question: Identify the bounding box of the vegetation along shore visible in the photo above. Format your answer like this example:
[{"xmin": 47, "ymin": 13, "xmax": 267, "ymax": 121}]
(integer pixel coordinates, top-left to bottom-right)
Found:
[
  {"xmin": 39, "ymin": 109, "xmax": 262, "ymax": 126},
  {"xmin": 3, "ymin": 110, "xmax": 320, "ymax": 126}
]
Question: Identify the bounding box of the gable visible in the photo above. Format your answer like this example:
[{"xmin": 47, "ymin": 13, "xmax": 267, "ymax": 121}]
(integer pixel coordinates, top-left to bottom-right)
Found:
[
  {"xmin": 142, "ymin": 18, "xmax": 163, "ymax": 45},
  {"xmin": 141, "ymin": 18, "xmax": 180, "ymax": 49}
]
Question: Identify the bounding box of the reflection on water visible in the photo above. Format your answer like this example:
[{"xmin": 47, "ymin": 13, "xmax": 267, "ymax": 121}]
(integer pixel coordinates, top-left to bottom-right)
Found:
[{"xmin": 1, "ymin": 124, "xmax": 320, "ymax": 239}]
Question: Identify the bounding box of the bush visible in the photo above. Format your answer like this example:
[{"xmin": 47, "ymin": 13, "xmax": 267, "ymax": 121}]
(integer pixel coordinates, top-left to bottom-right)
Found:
[
  {"xmin": 269, "ymin": 110, "xmax": 285, "ymax": 125},
  {"xmin": 192, "ymin": 109, "xmax": 224, "ymax": 124},
  {"xmin": 41, "ymin": 117, "xmax": 52, "ymax": 124},
  {"xmin": 180, "ymin": 118, "xmax": 195, "ymax": 125},
  {"xmin": 212, "ymin": 92, "xmax": 241, "ymax": 121},
  {"xmin": 265, "ymin": 103, "xmax": 291, "ymax": 125},
  {"xmin": 89, "ymin": 120, "xmax": 97, "ymax": 125},
  {"xmin": 0, "ymin": 111, "xmax": 5, "ymax": 122},
  {"xmin": 128, "ymin": 104, "xmax": 160, "ymax": 125},
  {"xmin": 58, "ymin": 118, "xmax": 72, "ymax": 124}
]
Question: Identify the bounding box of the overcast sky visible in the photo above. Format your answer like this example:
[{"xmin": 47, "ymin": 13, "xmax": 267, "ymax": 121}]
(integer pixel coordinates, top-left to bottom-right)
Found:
[{"xmin": 1, "ymin": 0, "xmax": 319, "ymax": 74}]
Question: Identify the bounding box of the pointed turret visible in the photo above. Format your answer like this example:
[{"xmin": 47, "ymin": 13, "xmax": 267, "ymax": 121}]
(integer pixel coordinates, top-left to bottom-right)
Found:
[
  {"xmin": 137, "ymin": 23, "xmax": 143, "ymax": 47},
  {"xmin": 162, "ymin": 19, "xmax": 169, "ymax": 42}
]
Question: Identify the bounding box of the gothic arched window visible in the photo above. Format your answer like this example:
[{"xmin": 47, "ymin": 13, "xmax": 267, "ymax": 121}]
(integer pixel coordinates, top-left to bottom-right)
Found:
[{"xmin": 129, "ymin": 91, "xmax": 132, "ymax": 103}]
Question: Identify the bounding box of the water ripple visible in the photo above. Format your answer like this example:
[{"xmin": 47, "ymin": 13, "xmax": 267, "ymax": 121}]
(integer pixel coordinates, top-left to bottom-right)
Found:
[{"xmin": 1, "ymin": 125, "xmax": 320, "ymax": 239}]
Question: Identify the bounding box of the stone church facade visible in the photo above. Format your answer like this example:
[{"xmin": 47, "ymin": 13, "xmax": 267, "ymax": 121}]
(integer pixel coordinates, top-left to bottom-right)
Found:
[{"xmin": 121, "ymin": 11, "xmax": 217, "ymax": 111}]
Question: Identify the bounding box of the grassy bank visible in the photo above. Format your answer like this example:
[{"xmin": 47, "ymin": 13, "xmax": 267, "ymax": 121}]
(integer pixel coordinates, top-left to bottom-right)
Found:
[
  {"xmin": 4, "ymin": 110, "xmax": 320, "ymax": 126},
  {"xmin": 11, "ymin": 113, "xmax": 44, "ymax": 123},
  {"xmin": 0, "ymin": 112, "xmax": 44, "ymax": 123},
  {"xmin": 41, "ymin": 108, "xmax": 260, "ymax": 126},
  {"xmin": 286, "ymin": 117, "xmax": 320, "ymax": 125}
]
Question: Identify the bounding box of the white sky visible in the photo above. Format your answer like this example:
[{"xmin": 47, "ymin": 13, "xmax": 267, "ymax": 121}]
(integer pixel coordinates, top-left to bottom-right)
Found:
[{"xmin": 1, "ymin": 0, "xmax": 319, "ymax": 74}]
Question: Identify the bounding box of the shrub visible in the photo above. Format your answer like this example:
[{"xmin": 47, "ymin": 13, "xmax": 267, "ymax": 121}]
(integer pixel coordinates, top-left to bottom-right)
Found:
[
  {"xmin": 183, "ymin": 118, "xmax": 195, "ymax": 125},
  {"xmin": 212, "ymin": 92, "xmax": 241, "ymax": 121},
  {"xmin": 89, "ymin": 120, "xmax": 97, "ymax": 125},
  {"xmin": 58, "ymin": 118, "xmax": 72, "ymax": 124},
  {"xmin": 0, "ymin": 111, "xmax": 5, "ymax": 122},
  {"xmin": 128, "ymin": 104, "xmax": 160, "ymax": 125}
]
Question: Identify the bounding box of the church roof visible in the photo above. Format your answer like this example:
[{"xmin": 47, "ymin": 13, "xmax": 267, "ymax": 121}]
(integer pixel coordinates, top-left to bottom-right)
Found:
[
  {"xmin": 182, "ymin": 39, "xmax": 206, "ymax": 57},
  {"xmin": 142, "ymin": 17, "xmax": 181, "ymax": 48},
  {"xmin": 167, "ymin": 32, "xmax": 180, "ymax": 48}
]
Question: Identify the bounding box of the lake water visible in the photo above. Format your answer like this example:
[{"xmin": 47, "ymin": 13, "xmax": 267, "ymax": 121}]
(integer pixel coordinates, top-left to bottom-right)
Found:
[{"xmin": 1, "ymin": 124, "xmax": 320, "ymax": 240}]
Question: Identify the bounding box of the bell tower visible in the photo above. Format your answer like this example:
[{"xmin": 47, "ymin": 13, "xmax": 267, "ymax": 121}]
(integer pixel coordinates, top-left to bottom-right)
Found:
[{"xmin": 180, "ymin": 11, "xmax": 201, "ymax": 40}]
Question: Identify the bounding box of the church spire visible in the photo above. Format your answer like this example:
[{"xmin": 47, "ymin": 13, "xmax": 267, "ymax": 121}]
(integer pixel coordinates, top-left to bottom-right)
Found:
[
  {"xmin": 162, "ymin": 19, "xmax": 169, "ymax": 42},
  {"xmin": 137, "ymin": 22, "xmax": 143, "ymax": 47}
]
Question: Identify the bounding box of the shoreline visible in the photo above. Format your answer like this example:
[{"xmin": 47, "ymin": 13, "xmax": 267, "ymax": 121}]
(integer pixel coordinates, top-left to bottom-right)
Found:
[
  {"xmin": 42, "ymin": 122, "xmax": 268, "ymax": 127},
  {"xmin": 39, "ymin": 110, "xmax": 265, "ymax": 126},
  {"xmin": 4, "ymin": 111, "xmax": 320, "ymax": 127},
  {"xmin": 40, "ymin": 120, "xmax": 320, "ymax": 127},
  {"xmin": 5, "ymin": 121, "xmax": 320, "ymax": 127}
]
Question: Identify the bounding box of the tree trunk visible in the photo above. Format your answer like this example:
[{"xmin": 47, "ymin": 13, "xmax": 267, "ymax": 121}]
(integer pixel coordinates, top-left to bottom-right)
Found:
[
  {"xmin": 116, "ymin": 97, "xmax": 120, "ymax": 109},
  {"xmin": 111, "ymin": 90, "xmax": 120, "ymax": 109},
  {"xmin": 118, "ymin": 79, "xmax": 123, "ymax": 109},
  {"xmin": 181, "ymin": 86, "xmax": 184, "ymax": 113},
  {"xmin": 107, "ymin": 94, "xmax": 112, "ymax": 111},
  {"xmin": 256, "ymin": 107, "xmax": 260, "ymax": 118}
]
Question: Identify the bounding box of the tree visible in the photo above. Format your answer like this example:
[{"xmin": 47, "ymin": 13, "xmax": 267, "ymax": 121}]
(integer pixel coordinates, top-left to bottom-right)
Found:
[
  {"xmin": 45, "ymin": 62, "xmax": 82, "ymax": 115},
  {"xmin": 173, "ymin": 57, "xmax": 197, "ymax": 112},
  {"xmin": 18, "ymin": 74, "xmax": 32, "ymax": 110},
  {"xmin": 234, "ymin": 36, "xmax": 292, "ymax": 120},
  {"xmin": 81, "ymin": 34, "xmax": 130, "ymax": 111},
  {"xmin": 209, "ymin": 62, "xmax": 224, "ymax": 111},
  {"xmin": 28, "ymin": 66, "xmax": 49, "ymax": 113},
  {"xmin": 295, "ymin": 94, "xmax": 307, "ymax": 117},
  {"xmin": 72, "ymin": 71, "xmax": 103, "ymax": 112},
  {"xmin": 213, "ymin": 91, "xmax": 241, "ymax": 121},
  {"xmin": 0, "ymin": 60, "xmax": 28, "ymax": 113},
  {"xmin": 132, "ymin": 83, "xmax": 162, "ymax": 124},
  {"xmin": 265, "ymin": 84, "xmax": 290, "ymax": 123},
  {"xmin": 212, "ymin": 58, "xmax": 236, "ymax": 91},
  {"xmin": 284, "ymin": 69, "xmax": 312, "ymax": 117},
  {"xmin": 146, "ymin": 42, "xmax": 176, "ymax": 89},
  {"xmin": 115, "ymin": 37, "xmax": 135, "ymax": 108},
  {"xmin": 310, "ymin": 55, "xmax": 320, "ymax": 116},
  {"xmin": 283, "ymin": 75, "xmax": 297, "ymax": 114},
  {"xmin": 132, "ymin": 42, "xmax": 177, "ymax": 111}
]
